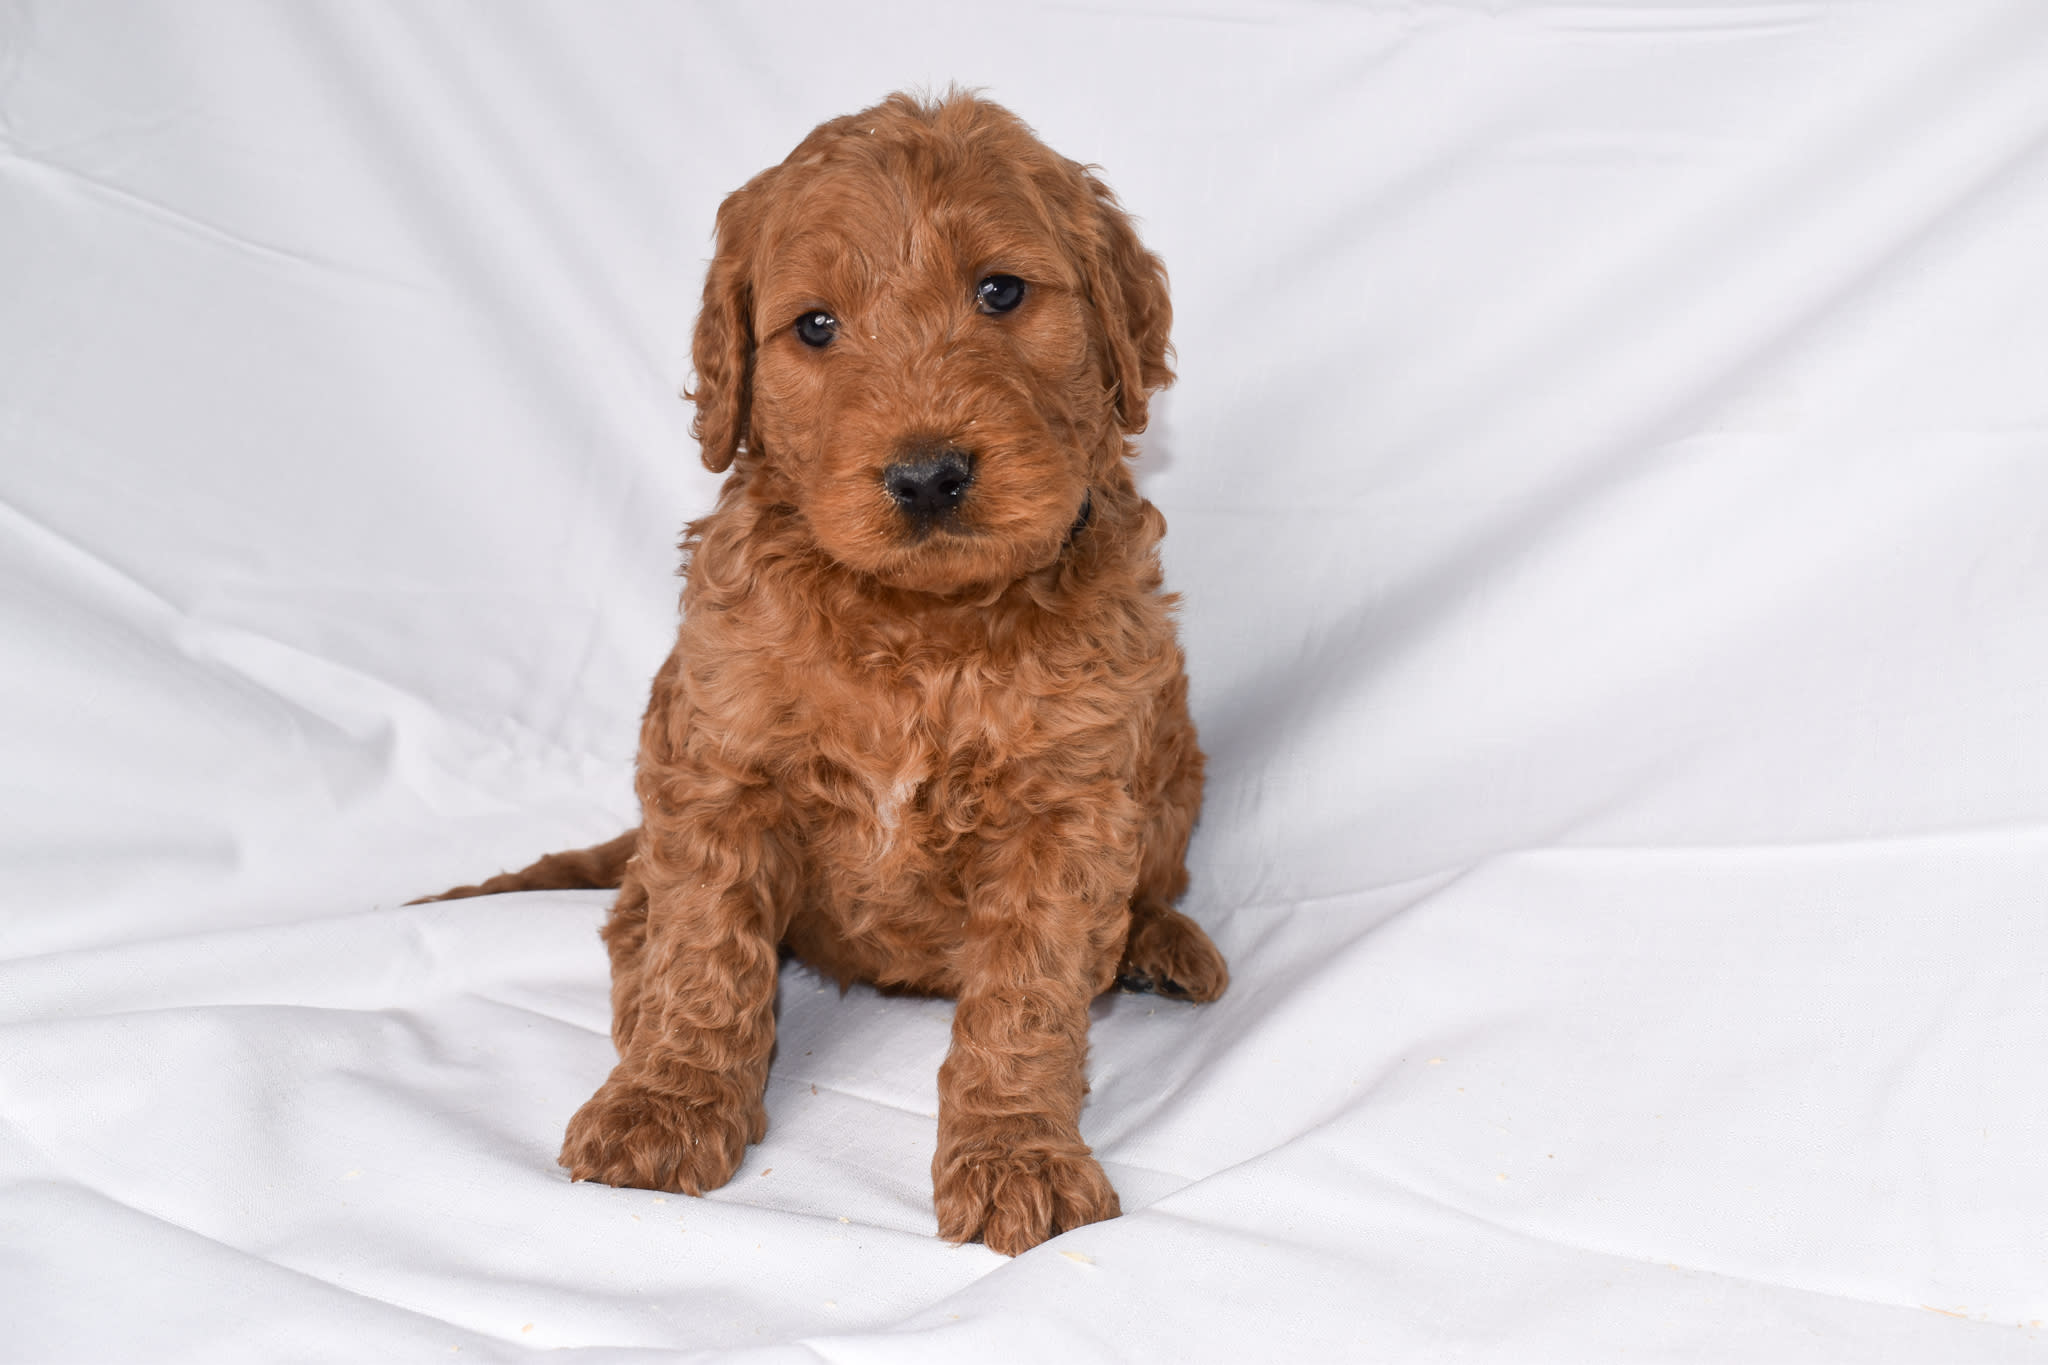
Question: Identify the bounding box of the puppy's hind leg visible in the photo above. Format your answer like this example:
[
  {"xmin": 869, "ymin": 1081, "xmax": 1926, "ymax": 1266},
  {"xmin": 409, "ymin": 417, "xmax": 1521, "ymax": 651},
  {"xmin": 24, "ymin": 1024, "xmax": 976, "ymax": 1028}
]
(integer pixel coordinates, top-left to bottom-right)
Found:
[
  {"xmin": 1117, "ymin": 673, "xmax": 1228, "ymax": 1003},
  {"xmin": 1119, "ymin": 901, "xmax": 1228, "ymax": 1004}
]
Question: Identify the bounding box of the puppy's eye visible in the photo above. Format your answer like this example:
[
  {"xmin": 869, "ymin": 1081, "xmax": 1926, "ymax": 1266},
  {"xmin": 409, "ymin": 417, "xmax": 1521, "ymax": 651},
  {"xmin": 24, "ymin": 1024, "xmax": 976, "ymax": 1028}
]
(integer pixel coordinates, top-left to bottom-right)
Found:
[
  {"xmin": 794, "ymin": 310, "xmax": 837, "ymax": 348},
  {"xmin": 975, "ymin": 275, "xmax": 1026, "ymax": 315}
]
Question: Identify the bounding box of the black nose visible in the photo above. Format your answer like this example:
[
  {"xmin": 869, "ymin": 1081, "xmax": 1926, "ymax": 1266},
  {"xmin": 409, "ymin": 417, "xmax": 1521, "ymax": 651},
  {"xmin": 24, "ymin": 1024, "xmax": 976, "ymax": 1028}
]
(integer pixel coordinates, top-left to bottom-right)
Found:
[{"xmin": 882, "ymin": 449, "xmax": 975, "ymax": 522}]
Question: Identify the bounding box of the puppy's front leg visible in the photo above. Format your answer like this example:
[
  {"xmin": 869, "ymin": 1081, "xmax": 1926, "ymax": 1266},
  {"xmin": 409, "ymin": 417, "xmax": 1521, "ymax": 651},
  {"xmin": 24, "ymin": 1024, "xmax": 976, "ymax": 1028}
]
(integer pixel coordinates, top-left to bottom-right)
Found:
[
  {"xmin": 933, "ymin": 811, "xmax": 1133, "ymax": 1255},
  {"xmin": 560, "ymin": 806, "xmax": 784, "ymax": 1196}
]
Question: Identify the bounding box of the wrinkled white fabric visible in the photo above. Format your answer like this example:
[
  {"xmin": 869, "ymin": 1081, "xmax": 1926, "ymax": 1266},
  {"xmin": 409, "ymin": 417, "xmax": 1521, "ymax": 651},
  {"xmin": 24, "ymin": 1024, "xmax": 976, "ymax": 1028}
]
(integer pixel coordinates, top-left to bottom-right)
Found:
[{"xmin": 4, "ymin": 2, "xmax": 2046, "ymax": 1360}]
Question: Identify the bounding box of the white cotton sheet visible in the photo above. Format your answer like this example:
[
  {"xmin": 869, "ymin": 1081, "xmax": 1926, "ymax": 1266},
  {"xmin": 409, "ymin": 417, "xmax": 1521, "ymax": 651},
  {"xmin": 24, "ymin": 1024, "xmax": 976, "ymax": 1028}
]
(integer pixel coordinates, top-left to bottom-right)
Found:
[{"xmin": 4, "ymin": 2, "xmax": 2047, "ymax": 1360}]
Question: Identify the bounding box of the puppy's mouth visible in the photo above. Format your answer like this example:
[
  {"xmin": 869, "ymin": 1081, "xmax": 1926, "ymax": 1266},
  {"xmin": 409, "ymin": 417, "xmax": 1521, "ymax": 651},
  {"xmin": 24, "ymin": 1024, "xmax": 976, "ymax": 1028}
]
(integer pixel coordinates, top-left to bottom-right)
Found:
[
  {"xmin": 818, "ymin": 435, "xmax": 1091, "ymax": 592},
  {"xmin": 862, "ymin": 488, "xmax": 1093, "ymax": 595},
  {"xmin": 887, "ymin": 490, "xmax": 1089, "ymax": 553},
  {"xmin": 877, "ymin": 450, "xmax": 1090, "ymax": 542}
]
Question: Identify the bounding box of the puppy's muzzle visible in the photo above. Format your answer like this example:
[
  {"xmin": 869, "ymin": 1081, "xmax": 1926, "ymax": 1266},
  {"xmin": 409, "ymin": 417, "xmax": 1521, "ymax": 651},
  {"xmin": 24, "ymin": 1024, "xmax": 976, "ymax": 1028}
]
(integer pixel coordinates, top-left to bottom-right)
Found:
[{"xmin": 882, "ymin": 447, "xmax": 975, "ymax": 527}]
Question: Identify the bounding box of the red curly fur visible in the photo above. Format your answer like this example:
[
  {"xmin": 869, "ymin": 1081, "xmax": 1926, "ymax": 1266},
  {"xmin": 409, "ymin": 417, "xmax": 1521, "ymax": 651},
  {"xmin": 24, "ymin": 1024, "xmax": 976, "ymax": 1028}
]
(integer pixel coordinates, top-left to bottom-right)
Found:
[{"xmin": 423, "ymin": 91, "xmax": 1224, "ymax": 1255}]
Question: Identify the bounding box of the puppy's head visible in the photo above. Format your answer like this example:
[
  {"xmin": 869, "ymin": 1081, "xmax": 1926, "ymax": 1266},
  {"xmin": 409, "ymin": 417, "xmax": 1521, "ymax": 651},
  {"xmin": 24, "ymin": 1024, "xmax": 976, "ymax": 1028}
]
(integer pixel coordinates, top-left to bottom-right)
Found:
[{"xmin": 686, "ymin": 92, "xmax": 1172, "ymax": 594}]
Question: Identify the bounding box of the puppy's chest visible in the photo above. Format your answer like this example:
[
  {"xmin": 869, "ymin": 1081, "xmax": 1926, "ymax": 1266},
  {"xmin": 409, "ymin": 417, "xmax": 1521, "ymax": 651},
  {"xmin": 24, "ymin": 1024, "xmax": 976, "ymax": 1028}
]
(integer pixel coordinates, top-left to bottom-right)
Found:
[
  {"xmin": 795, "ymin": 657, "xmax": 1016, "ymax": 851},
  {"xmin": 691, "ymin": 602, "xmax": 1137, "ymax": 872}
]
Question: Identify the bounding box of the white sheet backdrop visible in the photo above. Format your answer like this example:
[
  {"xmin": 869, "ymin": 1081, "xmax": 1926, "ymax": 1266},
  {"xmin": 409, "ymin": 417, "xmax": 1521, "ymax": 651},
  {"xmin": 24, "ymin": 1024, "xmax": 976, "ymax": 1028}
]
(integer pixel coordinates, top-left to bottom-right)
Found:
[{"xmin": 5, "ymin": 2, "xmax": 2048, "ymax": 1360}]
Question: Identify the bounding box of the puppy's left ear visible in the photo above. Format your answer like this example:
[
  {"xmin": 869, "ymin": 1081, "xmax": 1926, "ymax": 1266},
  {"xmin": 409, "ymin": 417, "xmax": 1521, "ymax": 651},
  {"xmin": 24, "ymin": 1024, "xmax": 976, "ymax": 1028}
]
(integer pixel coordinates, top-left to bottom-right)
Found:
[{"xmin": 1078, "ymin": 169, "xmax": 1174, "ymax": 435}]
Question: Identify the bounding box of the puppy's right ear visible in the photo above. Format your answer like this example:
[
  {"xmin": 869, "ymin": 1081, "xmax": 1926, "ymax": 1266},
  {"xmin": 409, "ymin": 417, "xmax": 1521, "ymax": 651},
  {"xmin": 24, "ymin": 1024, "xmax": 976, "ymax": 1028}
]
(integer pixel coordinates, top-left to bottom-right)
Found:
[{"xmin": 686, "ymin": 185, "xmax": 762, "ymax": 473}]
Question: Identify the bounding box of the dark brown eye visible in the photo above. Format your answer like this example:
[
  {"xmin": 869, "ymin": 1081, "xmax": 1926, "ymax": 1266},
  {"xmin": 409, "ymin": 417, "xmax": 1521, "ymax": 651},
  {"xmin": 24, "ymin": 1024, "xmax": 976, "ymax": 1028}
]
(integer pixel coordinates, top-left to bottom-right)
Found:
[
  {"xmin": 975, "ymin": 275, "xmax": 1026, "ymax": 314},
  {"xmin": 795, "ymin": 310, "xmax": 837, "ymax": 347}
]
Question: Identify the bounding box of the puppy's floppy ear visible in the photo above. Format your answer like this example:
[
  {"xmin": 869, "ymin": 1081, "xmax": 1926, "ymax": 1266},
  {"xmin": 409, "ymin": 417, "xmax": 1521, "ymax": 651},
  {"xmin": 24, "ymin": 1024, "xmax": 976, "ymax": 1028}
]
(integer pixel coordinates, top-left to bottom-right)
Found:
[
  {"xmin": 685, "ymin": 183, "xmax": 764, "ymax": 474},
  {"xmin": 1077, "ymin": 168, "xmax": 1174, "ymax": 435}
]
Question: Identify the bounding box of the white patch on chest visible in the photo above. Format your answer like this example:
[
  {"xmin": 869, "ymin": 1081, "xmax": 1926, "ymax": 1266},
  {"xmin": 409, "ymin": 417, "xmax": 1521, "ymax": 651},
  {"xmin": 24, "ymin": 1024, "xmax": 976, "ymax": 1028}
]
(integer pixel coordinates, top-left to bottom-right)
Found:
[{"xmin": 874, "ymin": 771, "xmax": 924, "ymax": 847}]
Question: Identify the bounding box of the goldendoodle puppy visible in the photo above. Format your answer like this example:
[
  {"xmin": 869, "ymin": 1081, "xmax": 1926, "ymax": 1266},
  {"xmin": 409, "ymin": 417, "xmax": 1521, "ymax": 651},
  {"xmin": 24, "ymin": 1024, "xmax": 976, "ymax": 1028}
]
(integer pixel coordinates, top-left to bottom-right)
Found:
[{"xmin": 426, "ymin": 91, "xmax": 1226, "ymax": 1255}]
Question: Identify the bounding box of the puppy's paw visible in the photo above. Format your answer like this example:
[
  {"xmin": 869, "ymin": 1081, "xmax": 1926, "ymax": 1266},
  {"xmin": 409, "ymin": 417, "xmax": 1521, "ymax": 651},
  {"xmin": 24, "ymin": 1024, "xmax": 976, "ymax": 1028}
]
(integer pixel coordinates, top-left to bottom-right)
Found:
[
  {"xmin": 559, "ymin": 1072, "xmax": 761, "ymax": 1195},
  {"xmin": 1117, "ymin": 905, "xmax": 1229, "ymax": 1002},
  {"xmin": 933, "ymin": 1133, "xmax": 1121, "ymax": 1256}
]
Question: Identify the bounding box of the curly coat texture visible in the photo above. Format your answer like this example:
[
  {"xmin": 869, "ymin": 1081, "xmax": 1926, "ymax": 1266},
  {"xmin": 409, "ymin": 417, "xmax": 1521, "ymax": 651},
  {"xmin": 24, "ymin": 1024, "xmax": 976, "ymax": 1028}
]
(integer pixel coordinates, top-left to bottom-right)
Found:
[{"xmin": 426, "ymin": 91, "xmax": 1225, "ymax": 1255}]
